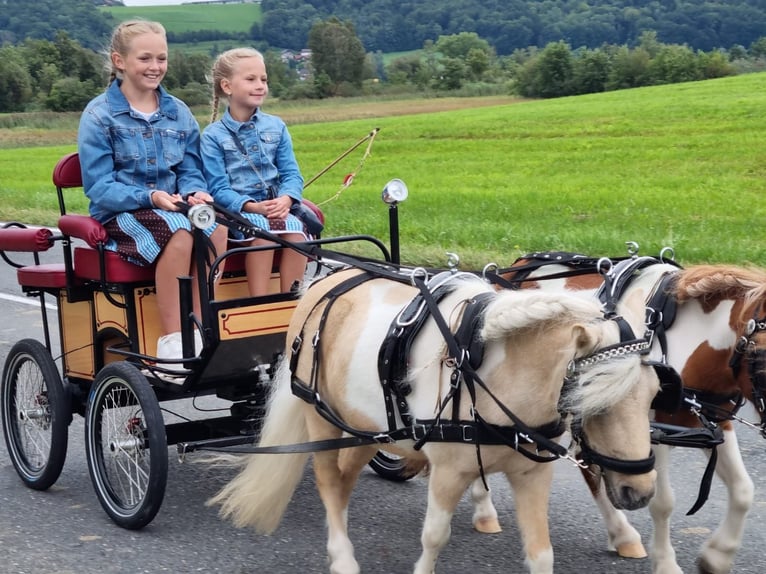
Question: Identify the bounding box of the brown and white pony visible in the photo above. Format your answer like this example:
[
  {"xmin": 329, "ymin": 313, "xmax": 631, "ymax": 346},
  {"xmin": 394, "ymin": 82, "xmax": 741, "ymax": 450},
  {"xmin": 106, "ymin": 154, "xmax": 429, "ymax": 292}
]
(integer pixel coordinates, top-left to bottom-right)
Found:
[
  {"xmin": 208, "ymin": 266, "xmax": 661, "ymax": 574},
  {"xmin": 471, "ymin": 255, "xmax": 766, "ymax": 574}
]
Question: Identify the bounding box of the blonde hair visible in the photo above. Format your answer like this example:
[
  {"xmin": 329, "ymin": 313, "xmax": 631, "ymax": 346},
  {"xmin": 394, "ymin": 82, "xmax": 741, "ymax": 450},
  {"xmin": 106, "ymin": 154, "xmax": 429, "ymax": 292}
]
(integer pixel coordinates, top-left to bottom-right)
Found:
[
  {"xmin": 106, "ymin": 19, "xmax": 167, "ymax": 86},
  {"xmin": 209, "ymin": 47, "xmax": 264, "ymax": 122}
]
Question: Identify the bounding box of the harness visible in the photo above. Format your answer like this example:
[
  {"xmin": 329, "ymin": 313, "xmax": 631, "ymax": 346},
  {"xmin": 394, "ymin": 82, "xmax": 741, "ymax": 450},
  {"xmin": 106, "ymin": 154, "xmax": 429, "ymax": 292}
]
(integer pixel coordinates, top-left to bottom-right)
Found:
[
  {"xmin": 289, "ymin": 269, "xmax": 572, "ymax": 469},
  {"xmin": 286, "ymin": 258, "xmax": 662, "ymax": 492}
]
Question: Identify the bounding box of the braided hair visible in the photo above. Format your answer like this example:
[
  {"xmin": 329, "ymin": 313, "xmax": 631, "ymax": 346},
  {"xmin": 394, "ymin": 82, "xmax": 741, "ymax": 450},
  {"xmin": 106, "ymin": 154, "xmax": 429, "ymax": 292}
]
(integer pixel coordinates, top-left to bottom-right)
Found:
[{"xmin": 209, "ymin": 47, "xmax": 264, "ymax": 122}]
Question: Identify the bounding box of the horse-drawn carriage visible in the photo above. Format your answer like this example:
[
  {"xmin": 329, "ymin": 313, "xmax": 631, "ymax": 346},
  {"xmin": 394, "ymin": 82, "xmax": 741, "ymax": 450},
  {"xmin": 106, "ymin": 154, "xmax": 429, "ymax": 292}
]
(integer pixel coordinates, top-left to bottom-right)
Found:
[{"xmin": 3, "ymin": 151, "xmax": 765, "ymax": 573}]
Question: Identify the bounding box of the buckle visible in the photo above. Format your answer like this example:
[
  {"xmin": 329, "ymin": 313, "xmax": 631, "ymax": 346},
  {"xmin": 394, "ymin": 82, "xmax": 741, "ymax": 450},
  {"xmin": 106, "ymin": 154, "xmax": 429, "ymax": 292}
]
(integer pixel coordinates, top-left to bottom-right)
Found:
[{"xmin": 412, "ymin": 424, "xmax": 428, "ymax": 441}]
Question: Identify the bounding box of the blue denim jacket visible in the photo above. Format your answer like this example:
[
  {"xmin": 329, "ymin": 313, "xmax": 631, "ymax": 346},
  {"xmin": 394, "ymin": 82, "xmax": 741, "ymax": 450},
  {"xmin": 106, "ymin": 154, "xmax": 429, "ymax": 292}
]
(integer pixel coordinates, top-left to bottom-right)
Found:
[
  {"xmin": 77, "ymin": 80, "xmax": 208, "ymax": 223},
  {"xmin": 201, "ymin": 108, "xmax": 303, "ymax": 213}
]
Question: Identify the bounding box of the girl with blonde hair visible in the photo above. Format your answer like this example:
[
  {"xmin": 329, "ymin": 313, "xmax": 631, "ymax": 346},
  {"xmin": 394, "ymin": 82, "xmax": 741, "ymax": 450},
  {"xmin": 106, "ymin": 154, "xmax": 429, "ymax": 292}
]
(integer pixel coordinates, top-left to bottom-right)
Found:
[{"xmin": 201, "ymin": 48, "xmax": 307, "ymax": 297}]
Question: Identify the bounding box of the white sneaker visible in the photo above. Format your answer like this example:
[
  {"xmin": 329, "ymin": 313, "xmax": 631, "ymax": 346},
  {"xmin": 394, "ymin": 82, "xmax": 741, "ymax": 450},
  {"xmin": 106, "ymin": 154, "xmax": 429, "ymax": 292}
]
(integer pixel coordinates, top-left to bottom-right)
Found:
[
  {"xmin": 193, "ymin": 329, "xmax": 203, "ymax": 354},
  {"xmin": 156, "ymin": 332, "xmax": 186, "ymax": 373}
]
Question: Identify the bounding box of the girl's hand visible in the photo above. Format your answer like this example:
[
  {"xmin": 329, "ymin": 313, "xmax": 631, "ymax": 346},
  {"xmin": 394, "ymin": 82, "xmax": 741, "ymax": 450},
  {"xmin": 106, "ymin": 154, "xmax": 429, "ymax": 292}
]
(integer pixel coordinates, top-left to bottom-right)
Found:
[
  {"xmin": 150, "ymin": 190, "xmax": 185, "ymax": 211},
  {"xmin": 261, "ymin": 195, "xmax": 292, "ymax": 220},
  {"xmin": 187, "ymin": 191, "xmax": 214, "ymax": 205}
]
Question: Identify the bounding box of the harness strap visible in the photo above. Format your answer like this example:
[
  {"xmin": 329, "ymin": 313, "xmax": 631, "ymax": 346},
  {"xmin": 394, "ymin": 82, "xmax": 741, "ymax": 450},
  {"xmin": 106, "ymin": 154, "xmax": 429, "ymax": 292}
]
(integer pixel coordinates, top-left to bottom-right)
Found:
[
  {"xmin": 687, "ymin": 446, "xmax": 720, "ymax": 516},
  {"xmin": 684, "ymin": 389, "xmax": 745, "ymax": 423},
  {"xmin": 377, "ymin": 277, "xmax": 460, "ymax": 428},
  {"xmin": 644, "ymin": 272, "xmax": 679, "ymax": 361}
]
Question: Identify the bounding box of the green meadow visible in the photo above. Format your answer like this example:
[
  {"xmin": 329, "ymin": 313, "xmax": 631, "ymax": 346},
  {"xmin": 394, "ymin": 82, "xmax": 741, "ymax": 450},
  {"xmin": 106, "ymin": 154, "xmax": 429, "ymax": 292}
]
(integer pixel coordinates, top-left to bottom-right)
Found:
[
  {"xmin": 1, "ymin": 74, "xmax": 765, "ymax": 269},
  {"xmin": 99, "ymin": 3, "xmax": 262, "ymax": 35}
]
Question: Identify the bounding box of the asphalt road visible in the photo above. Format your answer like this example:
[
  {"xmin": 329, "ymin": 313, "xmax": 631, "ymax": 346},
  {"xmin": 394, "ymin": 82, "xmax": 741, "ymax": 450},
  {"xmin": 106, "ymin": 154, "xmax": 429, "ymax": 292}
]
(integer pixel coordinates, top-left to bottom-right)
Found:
[{"xmin": 1, "ymin": 234, "xmax": 766, "ymax": 573}]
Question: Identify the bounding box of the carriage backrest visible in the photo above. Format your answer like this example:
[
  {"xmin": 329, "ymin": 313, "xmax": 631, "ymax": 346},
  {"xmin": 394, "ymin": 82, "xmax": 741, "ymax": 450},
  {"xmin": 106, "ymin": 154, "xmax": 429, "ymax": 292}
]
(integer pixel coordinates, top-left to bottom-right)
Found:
[{"xmin": 52, "ymin": 151, "xmax": 83, "ymax": 216}]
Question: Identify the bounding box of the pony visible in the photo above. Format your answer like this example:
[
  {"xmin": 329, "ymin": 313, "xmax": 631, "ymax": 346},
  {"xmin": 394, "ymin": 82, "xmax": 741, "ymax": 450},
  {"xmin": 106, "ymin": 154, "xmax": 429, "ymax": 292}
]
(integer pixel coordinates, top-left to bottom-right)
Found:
[
  {"xmin": 470, "ymin": 254, "xmax": 766, "ymax": 574},
  {"xmin": 208, "ymin": 265, "xmax": 662, "ymax": 574}
]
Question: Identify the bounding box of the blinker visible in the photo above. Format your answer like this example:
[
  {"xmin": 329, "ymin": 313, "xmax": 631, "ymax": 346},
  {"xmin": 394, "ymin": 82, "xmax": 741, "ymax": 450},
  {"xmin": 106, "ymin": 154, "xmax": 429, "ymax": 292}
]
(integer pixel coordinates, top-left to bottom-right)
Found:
[{"xmin": 645, "ymin": 360, "xmax": 684, "ymax": 413}]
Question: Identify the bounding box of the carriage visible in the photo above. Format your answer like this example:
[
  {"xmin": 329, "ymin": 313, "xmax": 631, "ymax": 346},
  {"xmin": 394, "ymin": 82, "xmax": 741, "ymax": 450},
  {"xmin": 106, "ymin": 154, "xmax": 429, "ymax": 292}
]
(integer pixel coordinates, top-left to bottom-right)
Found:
[
  {"xmin": 0, "ymin": 151, "xmax": 407, "ymax": 530},
  {"xmin": 7, "ymin": 151, "xmax": 757, "ymax": 574}
]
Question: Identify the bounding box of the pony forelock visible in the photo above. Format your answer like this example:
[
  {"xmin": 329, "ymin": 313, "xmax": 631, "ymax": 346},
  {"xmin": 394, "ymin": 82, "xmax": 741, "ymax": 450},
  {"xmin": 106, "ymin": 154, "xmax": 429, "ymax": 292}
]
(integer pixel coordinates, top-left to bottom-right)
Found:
[{"xmin": 562, "ymin": 354, "xmax": 642, "ymax": 418}]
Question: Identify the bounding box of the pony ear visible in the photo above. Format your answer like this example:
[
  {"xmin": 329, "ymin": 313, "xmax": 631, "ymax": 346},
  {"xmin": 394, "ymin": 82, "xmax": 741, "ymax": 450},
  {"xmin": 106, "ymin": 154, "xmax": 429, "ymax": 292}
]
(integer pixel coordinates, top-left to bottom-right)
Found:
[{"xmin": 573, "ymin": 323, "xmax": 599, "ymax": 357}]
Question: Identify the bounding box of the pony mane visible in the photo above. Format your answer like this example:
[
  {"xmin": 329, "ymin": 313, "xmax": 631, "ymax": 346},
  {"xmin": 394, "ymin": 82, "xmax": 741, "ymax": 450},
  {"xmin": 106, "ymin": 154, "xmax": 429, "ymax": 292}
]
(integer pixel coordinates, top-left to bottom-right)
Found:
[
  {"xmin": 674, "ymin": 264, "xmax": 766, "ymax": 308},
  {"xmin": 481, "ymin": 289, "xmax": 602, "ymax": 340}
]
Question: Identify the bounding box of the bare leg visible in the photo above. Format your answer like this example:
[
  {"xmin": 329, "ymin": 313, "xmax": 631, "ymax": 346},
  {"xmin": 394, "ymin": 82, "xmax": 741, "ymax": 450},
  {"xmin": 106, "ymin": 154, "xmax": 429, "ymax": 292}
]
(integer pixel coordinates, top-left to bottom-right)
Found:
[
  {"xmin": 155, "ymin": 230, "xmax": 193, "ymax": 335},
  {"xmin": 191, "ymin": 225, "xmax": 228, "ymax": 318},
  {"xmin": 244, "ymin": 239, "xmax": 276, "ymax": 297},
  {"xmin": 698, "ymin": 428, "xmax": 754, "ymax": 574},
  {"xmin": 278, "ymin": 233, "xmax": 308, "ymax": 292}
]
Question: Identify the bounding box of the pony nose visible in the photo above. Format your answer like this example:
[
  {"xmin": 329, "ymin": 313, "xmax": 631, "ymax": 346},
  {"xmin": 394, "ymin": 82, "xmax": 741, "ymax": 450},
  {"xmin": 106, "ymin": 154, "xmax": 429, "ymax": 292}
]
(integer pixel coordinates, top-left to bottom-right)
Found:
[{"xmin": 616, "ymin": 484, "xmax": 656, "ymax": 510}]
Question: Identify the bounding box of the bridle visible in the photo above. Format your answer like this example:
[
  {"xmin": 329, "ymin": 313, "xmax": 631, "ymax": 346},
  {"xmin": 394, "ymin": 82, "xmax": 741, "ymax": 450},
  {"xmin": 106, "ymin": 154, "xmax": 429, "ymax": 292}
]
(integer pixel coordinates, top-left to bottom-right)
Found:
[
  {"xmin": 729, "ymin": 312, "xmax": 766, "ymax": 437},
  {"xmin": 564, "ymin": 313, "xmax": 656, "ymax": 476}
]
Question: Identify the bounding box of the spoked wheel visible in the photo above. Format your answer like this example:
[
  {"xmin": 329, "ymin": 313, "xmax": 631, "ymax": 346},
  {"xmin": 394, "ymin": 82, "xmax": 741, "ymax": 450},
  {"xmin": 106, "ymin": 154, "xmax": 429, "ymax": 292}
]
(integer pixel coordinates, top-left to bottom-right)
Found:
[
  {"xmin": 84, "ymin": 362, "xmax": 167, "ymax": 530},
  {"xmin": 1, "ymin": 338, "xmax": 69, "ymax": 490},
  {"xmin": 368, "ymin": 450, "xmax": 419, "ymax": 482}
]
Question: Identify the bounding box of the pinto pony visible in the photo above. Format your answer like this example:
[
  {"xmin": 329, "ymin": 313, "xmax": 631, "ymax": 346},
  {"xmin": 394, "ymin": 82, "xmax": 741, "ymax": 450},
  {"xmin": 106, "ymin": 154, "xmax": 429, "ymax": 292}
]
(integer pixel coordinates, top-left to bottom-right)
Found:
[
  {"xmin": 476, "ymin": 255, "xmax": 766, "ymax": 574},
  {"xmin": 209, "ymin": 266, "xmax": 661, "ymax": 574}
]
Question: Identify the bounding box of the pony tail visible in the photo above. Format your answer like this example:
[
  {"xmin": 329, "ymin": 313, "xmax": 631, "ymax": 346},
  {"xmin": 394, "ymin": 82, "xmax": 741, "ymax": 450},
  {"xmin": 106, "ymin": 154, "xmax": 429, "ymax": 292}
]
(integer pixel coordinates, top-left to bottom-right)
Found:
[{"xmin": 206, "ymin": 359, "xmax": 309, "ymax": 533}]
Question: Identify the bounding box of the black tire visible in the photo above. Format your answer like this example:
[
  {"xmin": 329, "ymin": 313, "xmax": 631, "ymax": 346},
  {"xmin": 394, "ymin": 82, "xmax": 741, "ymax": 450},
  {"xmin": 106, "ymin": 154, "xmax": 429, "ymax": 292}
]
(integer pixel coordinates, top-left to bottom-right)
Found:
[
  {"xmin": 368, "ymin": 450, "xmax": 417, "ymax": 482},
  {"xmin": 1, "ymin": 338, "xmax": 69, "ymax": 490},
  {"xmin": 84, "ymin": 362, "xmax": 167, "ymax": 530}
]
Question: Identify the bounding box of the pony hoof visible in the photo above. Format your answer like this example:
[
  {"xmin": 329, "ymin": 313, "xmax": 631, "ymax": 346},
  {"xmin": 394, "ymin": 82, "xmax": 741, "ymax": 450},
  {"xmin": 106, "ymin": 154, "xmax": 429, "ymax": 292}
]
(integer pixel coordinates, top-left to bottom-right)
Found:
[
  {"xmin": 473, "ymin": 517, "xmax": 502, "ymax": 534},
  {"xmin": 616, "ymin": 542, "xmax": 647, "ymax": 559}
]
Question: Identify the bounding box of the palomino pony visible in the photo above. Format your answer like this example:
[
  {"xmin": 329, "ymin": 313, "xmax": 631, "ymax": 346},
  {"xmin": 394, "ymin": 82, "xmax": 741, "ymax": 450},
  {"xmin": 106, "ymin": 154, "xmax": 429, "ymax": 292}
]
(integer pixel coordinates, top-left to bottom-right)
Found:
[
  {"xmin": 208, "ymin": 265, "xmax": 662, "ymax": 574},
  {"xmin": 471, "ymin": 254, "xmax": 766, "ymax": 574}
]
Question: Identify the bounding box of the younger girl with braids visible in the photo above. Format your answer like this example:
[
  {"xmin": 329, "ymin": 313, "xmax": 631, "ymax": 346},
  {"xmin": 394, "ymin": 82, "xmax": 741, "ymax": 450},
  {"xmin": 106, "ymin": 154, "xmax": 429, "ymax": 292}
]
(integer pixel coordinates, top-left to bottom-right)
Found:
[
  {"xmin": 201, "ymin": 48, "xmax": 307, "ymax": 297},
  {"xmin": 78, "ymin": 20, "xmax": 228, "ymax": 370}
]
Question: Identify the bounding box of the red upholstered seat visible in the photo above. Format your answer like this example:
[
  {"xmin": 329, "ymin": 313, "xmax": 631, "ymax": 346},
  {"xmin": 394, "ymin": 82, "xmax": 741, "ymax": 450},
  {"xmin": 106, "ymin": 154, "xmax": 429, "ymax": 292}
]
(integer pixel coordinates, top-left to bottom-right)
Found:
[
  {"xmin": 73, "ymin": 246, "xmax": 155, "ymax": 283},
  {"xmin": 54, "ymin": 154, "xmax": 156, "ymax": 284},
  {"xmin": 16, "ymin": 264, "xmax": 68, "ymax": 289}
]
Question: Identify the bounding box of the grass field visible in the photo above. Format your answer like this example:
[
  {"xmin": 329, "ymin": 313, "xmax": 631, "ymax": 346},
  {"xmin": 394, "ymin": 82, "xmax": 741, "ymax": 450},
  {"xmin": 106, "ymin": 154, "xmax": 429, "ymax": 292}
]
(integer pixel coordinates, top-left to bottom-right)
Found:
[
  {"xmin": 1, "ymin": 75, "xmax": 765, "ymax": 269},
  {"xmin": 100, "ymin": 3, "xmax": 261, "ymax": 35}
]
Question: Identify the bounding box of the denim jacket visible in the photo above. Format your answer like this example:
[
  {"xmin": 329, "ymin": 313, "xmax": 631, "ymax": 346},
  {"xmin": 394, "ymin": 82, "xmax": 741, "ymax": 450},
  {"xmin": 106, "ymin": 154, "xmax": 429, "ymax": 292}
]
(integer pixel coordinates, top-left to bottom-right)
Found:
[
  {"xmin": 201, "ymin": 108, "xmax": 303, "ymax": 213},
  {"xmin": 77, "ymin": 80, "xmax": 208, "ymax": 223}
]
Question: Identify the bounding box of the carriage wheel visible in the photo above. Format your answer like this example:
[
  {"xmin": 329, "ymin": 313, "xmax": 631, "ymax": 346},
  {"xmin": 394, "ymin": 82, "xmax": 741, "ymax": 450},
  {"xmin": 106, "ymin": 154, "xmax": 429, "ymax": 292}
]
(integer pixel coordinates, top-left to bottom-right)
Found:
[
  {"xmin": 1, "ymin": 339, "xmax": 69, "ymax": 490},
  {"xmin": 84, "ymin": 362, "xmax": 167, "ymax": 530},
  {"xmin": 368, "ymin": 450, "xmax": 418, "ymax": 482}
]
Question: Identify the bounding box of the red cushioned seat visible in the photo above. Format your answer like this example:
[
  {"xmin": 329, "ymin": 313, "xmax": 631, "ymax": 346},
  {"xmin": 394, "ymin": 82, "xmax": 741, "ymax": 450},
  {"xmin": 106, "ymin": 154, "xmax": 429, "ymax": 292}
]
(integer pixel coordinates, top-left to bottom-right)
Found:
[
  {"xmin": 73, "ymin": 246, "xmax": 155, "ymax": 283},
  {"xmin": 17, "ymin": 263, "xmax": 68, "ymax": 289}
]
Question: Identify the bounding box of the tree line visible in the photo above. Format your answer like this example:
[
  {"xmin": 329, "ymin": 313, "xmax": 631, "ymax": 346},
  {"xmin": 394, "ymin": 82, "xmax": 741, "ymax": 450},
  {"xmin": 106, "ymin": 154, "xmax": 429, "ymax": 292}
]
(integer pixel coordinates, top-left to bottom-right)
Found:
[
  {"xmin": 3, "ymin": 20, "xmax": 765, "ymax": 114},
  {"xmin": 5, "ymin": 0, "xmax": 766, "ymax": 58},
  {"xmin": 258, "ymin": 0, "xmax": 766, "ymax": 55},
  {"xmin": 2, "ymin": 1, "xmax": 766, "ymax": 113}
]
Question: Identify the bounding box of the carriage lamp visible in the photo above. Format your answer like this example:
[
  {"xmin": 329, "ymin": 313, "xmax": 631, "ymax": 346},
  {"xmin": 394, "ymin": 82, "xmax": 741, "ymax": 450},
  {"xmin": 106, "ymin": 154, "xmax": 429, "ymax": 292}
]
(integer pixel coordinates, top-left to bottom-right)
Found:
[
  {"xmin": 381, "ymin": 179, "xmax": 408, "ymax": 265},
  {"xmin": 188, "ymin": 203, "xmax": 216, "ymax": 230},
  {"xmin": 381, "ymin": 178, "xmax": 408, "ymax": 205}
]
